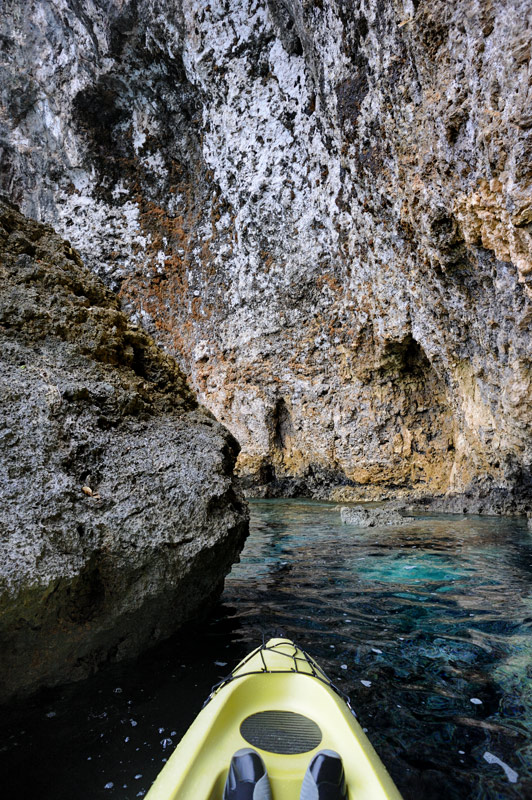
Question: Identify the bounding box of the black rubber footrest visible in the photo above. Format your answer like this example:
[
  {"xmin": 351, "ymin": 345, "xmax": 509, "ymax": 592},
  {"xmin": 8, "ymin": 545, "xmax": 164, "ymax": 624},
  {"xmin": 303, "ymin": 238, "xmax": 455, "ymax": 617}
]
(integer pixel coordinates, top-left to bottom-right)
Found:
[{"xmin": 240, "ymin": 711, "xmax": 322, "ymax": 754}]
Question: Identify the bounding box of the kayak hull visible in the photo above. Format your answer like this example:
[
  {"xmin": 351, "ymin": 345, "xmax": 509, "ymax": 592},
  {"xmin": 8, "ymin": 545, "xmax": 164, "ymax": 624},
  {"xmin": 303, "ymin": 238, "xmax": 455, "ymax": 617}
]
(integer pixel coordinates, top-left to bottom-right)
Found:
[{"xmin": 145, "ymin": 638, "xmax": 403, "ymax": 800}]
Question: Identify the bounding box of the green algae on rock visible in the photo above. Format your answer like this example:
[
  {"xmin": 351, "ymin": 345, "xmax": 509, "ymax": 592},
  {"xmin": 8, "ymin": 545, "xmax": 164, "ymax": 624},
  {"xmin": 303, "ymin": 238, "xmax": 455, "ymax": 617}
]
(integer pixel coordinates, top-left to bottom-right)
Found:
[{"xmin": 0, "ymin": 198, "xmax": 249, "ymax": 703}]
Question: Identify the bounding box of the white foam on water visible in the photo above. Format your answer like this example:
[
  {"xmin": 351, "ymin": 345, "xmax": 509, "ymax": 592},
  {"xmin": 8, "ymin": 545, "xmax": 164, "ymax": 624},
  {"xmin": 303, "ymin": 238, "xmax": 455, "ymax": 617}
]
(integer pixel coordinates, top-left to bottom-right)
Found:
[{"xmin": 483, "ymin": 752, "xmax": 518, "ymax": 783}]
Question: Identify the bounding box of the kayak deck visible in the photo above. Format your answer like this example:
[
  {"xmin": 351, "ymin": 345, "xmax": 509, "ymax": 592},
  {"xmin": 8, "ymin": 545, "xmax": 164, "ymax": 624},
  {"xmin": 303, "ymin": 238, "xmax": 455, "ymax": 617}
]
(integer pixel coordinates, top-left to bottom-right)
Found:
[{"xmin": 145, "ymin": 639, "xmax": 403, "ymax": 800}]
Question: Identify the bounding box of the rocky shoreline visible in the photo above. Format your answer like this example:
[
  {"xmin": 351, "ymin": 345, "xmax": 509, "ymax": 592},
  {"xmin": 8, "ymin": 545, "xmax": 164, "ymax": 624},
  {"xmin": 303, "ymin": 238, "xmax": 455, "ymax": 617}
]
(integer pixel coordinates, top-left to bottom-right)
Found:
[
  {"xmin": 1, "ymin": 0, "xmax": 532, "ymax": 702},
  {"xmin": 244, "ymin": 473, "xmax": 532, "ymax": 517}
]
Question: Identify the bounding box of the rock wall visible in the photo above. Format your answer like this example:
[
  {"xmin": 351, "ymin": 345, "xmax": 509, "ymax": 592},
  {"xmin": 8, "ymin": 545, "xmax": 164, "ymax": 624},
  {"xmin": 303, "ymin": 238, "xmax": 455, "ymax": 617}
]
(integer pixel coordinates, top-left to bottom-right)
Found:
[
  {"xmin": 2, "ymin": 0, "xmax": 532, "ymax": 510},
  {"xmin": 0, "ymin": 198, "xmax": 248, "ymax": 702}
]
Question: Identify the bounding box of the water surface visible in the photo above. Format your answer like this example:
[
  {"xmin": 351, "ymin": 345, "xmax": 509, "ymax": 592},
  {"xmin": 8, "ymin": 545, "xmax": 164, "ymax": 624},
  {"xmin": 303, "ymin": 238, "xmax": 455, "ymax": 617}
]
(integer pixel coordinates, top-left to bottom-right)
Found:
[{"xmin": 1, "ymin": 500, "xmax": 531, "ymax": 799}]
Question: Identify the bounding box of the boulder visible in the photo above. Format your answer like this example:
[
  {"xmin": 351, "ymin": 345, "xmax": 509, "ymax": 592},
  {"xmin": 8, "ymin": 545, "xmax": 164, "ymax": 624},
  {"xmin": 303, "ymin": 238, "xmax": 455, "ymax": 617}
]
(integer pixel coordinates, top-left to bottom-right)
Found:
[
  {"xmin": 0, "ymin": 198, "xmax": 248, "ymax": 703},
  {"xmin": 340, "ymin": 506, "xmax": 410, "ymax": 528}
]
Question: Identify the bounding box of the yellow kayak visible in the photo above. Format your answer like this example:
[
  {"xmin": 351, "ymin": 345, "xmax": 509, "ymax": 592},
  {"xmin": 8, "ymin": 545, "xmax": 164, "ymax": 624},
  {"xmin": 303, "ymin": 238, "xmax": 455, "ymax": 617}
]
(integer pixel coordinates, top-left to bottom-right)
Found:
[{"xmin": 145, "ymin": 638, "xmax": 403, "ymax": 800}]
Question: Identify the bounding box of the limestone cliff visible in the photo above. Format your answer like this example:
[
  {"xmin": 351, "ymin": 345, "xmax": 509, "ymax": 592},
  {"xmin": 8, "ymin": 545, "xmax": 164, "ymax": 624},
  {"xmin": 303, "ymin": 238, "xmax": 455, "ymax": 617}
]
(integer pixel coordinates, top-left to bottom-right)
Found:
[
  {"xmin": 0, "ymin": 198, "xmax": 248, "ymax": 703},
  {"xmin": 1, "ymin": 0, "xmax": 532, "ymax": 511}
]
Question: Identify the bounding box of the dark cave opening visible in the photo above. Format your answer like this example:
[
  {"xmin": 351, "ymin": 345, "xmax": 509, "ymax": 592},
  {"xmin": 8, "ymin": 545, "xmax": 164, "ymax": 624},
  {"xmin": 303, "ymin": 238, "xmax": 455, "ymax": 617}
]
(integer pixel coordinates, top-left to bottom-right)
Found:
[{"xmin": 271, "ymin": 397, "xmax": 293, "ymax": 452}]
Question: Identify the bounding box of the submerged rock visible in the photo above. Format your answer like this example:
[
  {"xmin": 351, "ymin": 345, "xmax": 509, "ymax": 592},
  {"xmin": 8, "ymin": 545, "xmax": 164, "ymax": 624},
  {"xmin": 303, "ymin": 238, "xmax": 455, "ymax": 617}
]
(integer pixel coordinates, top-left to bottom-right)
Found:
[
  {"xmin": 340, "ymin": 506, "xmax": 410, "ymax": 528},
  {"xmin": 0, "ymin": 199, "xmax": 248, "ymax": 703}
]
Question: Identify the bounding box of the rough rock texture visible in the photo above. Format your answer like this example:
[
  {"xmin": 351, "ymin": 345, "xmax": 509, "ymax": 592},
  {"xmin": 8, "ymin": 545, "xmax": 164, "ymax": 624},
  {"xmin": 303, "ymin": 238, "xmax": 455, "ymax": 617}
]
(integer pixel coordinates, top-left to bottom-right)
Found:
[
  {"xmin": 0, "ymin": 198, "xmax": 248, "ymax": 703},
  {"xmin": 2, "ymin": 1, "xmax": 532, "ymax": 510},
  {"xmin": 340, "ymin": 505, "xmax": 409, "ymax": 527}
]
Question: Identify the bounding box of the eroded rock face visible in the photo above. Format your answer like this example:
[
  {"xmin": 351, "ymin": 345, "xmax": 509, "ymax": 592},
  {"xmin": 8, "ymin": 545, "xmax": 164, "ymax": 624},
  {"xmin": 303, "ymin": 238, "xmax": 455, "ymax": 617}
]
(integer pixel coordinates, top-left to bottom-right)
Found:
[
  {"xmin": 2, "ymin": 1, "xmax": 532, "ymax": 510},
  {"xmin": 0, "ymin": 199, "xmax": 248, "ymax": 702}
]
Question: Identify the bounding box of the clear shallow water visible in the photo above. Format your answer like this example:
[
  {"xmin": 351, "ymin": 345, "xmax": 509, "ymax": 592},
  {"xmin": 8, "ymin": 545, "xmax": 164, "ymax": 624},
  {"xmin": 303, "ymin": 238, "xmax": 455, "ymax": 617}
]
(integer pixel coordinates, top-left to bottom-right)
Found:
[{"xmin": 1, "ymin": 499, "xmax": 532, "ymax": 799}]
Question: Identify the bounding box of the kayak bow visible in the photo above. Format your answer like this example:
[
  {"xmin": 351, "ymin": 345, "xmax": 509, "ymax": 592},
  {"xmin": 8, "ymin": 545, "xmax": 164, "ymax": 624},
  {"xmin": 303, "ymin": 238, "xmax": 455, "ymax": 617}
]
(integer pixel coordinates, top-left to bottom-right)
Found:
[{"xmin": 145, "ymin": 638, "xmax": 403, "ymax": 800}]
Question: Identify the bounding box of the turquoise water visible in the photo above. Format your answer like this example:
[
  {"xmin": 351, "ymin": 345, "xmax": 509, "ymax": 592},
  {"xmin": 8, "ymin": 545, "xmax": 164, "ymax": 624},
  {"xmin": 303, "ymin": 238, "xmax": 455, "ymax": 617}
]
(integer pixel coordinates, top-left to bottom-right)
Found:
[
  {"xmin": 1, "ymin": 500, "xmax": 532, "ymax": 799},
  {"xmin": 222, "ymin": 501, "xmax": 532, "ymax": 799}
]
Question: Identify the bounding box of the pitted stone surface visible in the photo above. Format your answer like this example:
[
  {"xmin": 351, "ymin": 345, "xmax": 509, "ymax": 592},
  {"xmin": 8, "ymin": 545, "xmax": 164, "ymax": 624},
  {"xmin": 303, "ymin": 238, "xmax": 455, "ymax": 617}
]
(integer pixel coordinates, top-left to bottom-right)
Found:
[
  {"xmin": 2, "ymin": 1, "xmax": 532, "ymax": 510},
  {"xmin": 340, "ymin": 506, "xmax": 410, "ymax": 528},
  {"xmin": 0, "ymin": 198, "xmax": 248, "ymax": 702}
]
